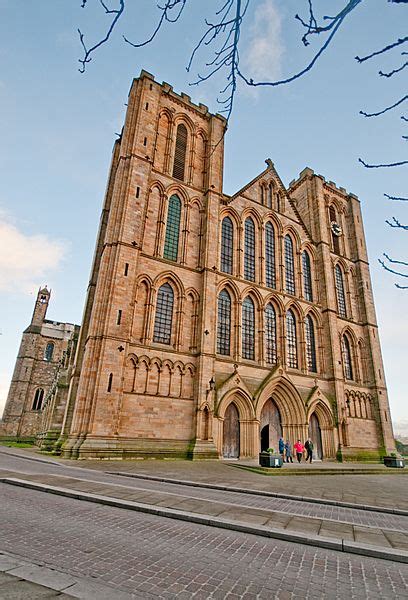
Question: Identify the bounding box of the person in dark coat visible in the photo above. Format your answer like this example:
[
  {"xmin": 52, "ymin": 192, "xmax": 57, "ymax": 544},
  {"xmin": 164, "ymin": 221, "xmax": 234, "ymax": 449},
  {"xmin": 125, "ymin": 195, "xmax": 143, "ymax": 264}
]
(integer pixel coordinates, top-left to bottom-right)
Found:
[
  {"xmin": 285, "ymin": 440, "xmax": 293, "ymax": 463},
  {"xmin": 278, "ymin": 437, "xmax": 285, "ymax": 461},
  {"xmin": 305, "ymin": 438, "xmax": 314, "ymax": 463}
]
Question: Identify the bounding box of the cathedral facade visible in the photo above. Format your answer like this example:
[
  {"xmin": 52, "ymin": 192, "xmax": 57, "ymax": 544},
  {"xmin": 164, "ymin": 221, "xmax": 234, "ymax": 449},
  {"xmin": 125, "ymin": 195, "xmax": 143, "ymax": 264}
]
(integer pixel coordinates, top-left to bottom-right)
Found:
[{"xmin": 1, "ymin": 70, "xmax": 396, "ymax": 461}]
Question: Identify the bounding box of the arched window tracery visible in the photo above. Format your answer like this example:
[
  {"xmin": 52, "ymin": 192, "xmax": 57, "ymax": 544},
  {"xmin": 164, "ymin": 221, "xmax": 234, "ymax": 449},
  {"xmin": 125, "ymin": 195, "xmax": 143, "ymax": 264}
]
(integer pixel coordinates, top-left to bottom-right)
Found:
[
  {"xmin": 284, "ymin": 235, "xmax": 295, "ymax": 295},
  {"xmin": 217, "ymin": 289, "xmax": 231, "ymax": 355},
  {"xmin": 302, "ymin": 251, "xmax": 313, "ymax": 301},
  {"xmin": 163, "ymin": 194, "xmax": 181, "ymax": 261},
  {"xmin": 172, "ymin": 123, "xmax": 188, "ymax": 181},
  {"xmin": 242, "ymin": 296, "xmax": 255, "ymax": 360},
  {"xmin": 305, "ymin": 315, "xmax": 317, "ymax": 372},
  {"xmin": 153, "ymin": 283, "xmax": 174, "ymax": 345},
  {"xmin": 286, "ymin": 309, "xmax": 298, "ymax": 369},
  {"xmin": 265, "ymin": 222, "xmax": 276, "ymax": 288},
  {"xmin": 335, "ymin": 265, "xmax": 347, "ymax": 318},
  {"xmin": 265, "ymin": 303, "xmax": 277, "ymax": 365},
  {"xmin": 244, "ymin": 218, "xmax": 256, "ymax": 281},
  {"xmin": 220, "ymin": 216, "xmax": 234, "ymax": 274}
]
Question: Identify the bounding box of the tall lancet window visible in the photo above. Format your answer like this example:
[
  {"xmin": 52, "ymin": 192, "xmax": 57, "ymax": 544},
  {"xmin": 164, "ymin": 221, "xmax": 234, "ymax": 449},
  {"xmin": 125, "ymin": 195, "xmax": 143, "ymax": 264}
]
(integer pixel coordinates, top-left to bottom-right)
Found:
[
  {"xmin": 153, "ymin": 283, "xmax": 174, "ymax": 345},
  {"xmin": 284, "ymin": 235, "xmax": 295, "ymax": 295},
  {"xmin": 265, "ymin": 303, "xmax": 277, "ymax": 365},
  {"xmin": 172, "ymin": 123, "xmax": 188, "ymax": 181},
  {"xmin": 305, "ymin": 315, "xmax": 317, "ymax": 372},
  {"xmin": 244, "ymin": 217, "xmax": 256, "ymax": 281},
  {"xmin": 220, "ymin": 217, "xmax": 234, "ymax": 274},
  {"xmin": 242, "ymin": 296, "xmax": 255, "ymax": 360},
  {"xmin": 217, "ymin": 289, "xmax": 231, "ymax": 355},
  {"xmin": 302, "ymin": 251, "xmax": 313, "ymax": 301},
  {"xmin": 342, "ymin": 335, "xmax": 354, "ymax": 380},
  {"xmin": 163, "ymin": 195, "xmax": 181, "ymax": 261},
  {"xmin": 335, "ymin": 265, "xmax": 347, "ymax": 318},
  {"xmin": 265, "ymin": 222, "xmax": 276, "ymax": 288},
  {"xmin": 286, "ymin": 310, "xmax": 298, "ymax": 368}
]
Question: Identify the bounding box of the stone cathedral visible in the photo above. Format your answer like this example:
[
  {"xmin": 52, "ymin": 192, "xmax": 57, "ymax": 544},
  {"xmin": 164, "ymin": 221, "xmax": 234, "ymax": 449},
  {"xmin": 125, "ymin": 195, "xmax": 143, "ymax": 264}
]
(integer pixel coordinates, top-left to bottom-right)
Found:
[{"xmin": 1, "ymin": 70, "xmax": 396, "ymax": 461}]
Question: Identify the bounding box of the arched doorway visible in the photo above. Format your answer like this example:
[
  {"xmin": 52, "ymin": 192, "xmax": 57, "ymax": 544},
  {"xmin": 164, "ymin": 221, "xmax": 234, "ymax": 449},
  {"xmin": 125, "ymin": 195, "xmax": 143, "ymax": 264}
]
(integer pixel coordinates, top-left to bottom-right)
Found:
[
  {"xmin": 223, "ymin": 403, "xmax": 240, "ymax": 458},
  {"xmin": 260, "ymin": 399, "xmax": 282, "ymax": 452},
  {"xmin": 308, "ymin": 413, "xmax": 323, "ymax": 459}
]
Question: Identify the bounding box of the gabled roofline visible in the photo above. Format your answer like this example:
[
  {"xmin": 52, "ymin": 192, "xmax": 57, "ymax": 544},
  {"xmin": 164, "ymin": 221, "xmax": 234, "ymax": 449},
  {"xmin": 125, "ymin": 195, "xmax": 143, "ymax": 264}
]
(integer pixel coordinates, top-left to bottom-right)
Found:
[{"xmin": 227, "ymin": 158, "xmax": 288, "ymax": 202}]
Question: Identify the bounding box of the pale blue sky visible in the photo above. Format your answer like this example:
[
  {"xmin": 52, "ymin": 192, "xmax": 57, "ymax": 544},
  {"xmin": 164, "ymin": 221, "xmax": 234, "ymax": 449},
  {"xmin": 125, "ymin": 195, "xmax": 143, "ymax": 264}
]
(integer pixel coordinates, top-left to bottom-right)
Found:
[{"xmin": 0, "ymin": 1, "xmax": 407, "ymax": 432}]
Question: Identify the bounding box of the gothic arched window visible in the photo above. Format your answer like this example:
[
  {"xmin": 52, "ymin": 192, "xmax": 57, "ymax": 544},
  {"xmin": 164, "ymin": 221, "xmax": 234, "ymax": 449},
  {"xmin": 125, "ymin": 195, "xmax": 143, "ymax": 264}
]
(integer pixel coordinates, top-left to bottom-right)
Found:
[
  {"xmin": 153, "ymin": 283, "xmax": 174, "ymax": 345},
  {"xmin": 284, "ymin": 235, "xmax": 295, "ymax": 295},
  {"xmin": 335, "ymin": 264, "xmax": 347, "ymax": 318},
  {"xmin": 286, "ymin": 310, "xmax": 298, "ymax": 369},
  {"xmin": 217, "ymin": 289, "xmax": 231, "ymax": 355},
  {"xmin": 163, "ymin": 194, "xmax": 181, "ymax": 261},
  {"xmin": 220, "ymin": 216, "xmax": 234, "ymax": 274},
  {"xmin": 244, "ymin": 218, "xmax": 256, "ymax": 281},
  {"xmin": 305, "ymin": 315, "xmax": 317, "ymax": 372},
  {"xmin": 32, "ymin": 388, "xmax": 44, "ymax": 411},
  {"xmin": 302, "ymin": 251, "xmax": 313, "ymax": 301},
  {"xmin": 265, "ymin": 222, "xmax": 276, "ymax": 288},
  {"xmin": 342, "ymin": 335, "xmax": 354, "ymax": 380},
  {"xmin": 44, "ymin": 342, "xmax": 54, "ymax": 362},
  {"xmin": 242, "ymin": 296, "xmax": 255, "ymax": 360},
  {"xmin": 172, "ymin": 123, "xmax": 188, "ymax": 181},
  {"xmin": 265, "ymin": 303, "xmax": 277, "ymax": 365}
]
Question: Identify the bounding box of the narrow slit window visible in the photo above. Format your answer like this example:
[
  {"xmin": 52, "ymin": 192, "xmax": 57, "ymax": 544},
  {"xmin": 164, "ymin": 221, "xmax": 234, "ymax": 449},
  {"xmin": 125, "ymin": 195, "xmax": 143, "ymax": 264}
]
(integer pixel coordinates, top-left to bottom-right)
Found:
[
  {"xmin": 305, "ymin": 315, "xmax": 317, "ymax": 372},
  {"xmin": 107, "ymin": 373, "xmax": 113, "ymax": 392},
  {"xmin": 217, "ymin": 289, "xmax": 231, "ymax": 355},
  {"xmin": 44, "ymin": 342, "xmax": 54, "ymax": 362},
  {"xmin": 163, "ymin": 195, "xmax": 181, "ymax": 261},
  {"xmin": 124, "ymin": 263, "xmax": 129, "ymax": 276},
  {"xmin": 286, "ymin": 310, "xmax": 298, "ymax": 369},
  {"xmin": 32, "ymin": 388, "xmax": 44, "ymax": 410},
  {"xmin": 302, "ymin": 251, "xmax": 313, "ymax": 301},
  {"xmin": 265, "ymin": 222, "xmax": 276, "ymax": 288},
  {"xmin": 172, "ymin": 124, "xmax": 188, "ymax": 181},
  {"xmin": 153, "ymin": 283, "xmax": 174, "ymax": 345},
  {"xmin": 244, "ymin": 217, "xmax": 256, "ymax": 282},
  {"xmin": 335, "ymin": 265, "xmax": 347, "ymax": 318},
  {"xmin": 220, "ymin": 217, "xmax": 234, "ymax": 274},
  {"xmin": 285, "ymin": 235, "xmax": 295, "ymax": 295},
  {"xmin": 342, "ymin": 335, "xmax": 353, "ymax": 380},
  {"xmin": 242, "ymin": 297, "xmax": 255, "ymax": 360},
  {"xmin": 265, "ymin": 303, "xmax": 277, "ymax": 365},
  {"xmin": 117, "ymin": 310, "xmax": 122, "ymax": 325}
]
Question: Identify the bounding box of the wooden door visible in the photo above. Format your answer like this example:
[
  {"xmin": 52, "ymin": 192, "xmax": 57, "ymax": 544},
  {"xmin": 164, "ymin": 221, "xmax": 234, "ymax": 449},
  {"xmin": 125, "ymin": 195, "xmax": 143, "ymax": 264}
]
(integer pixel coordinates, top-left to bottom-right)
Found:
[
  {"xmin": 223, "ymin": 403, "xmax": 240, "ymax": 458},
  {"xmin": 308, "ymin": 413, "xmax": 323, "ymax": 459},
  {"xmin": 260, "ymin": 399, "xmax": 282, "ymax": 452}
]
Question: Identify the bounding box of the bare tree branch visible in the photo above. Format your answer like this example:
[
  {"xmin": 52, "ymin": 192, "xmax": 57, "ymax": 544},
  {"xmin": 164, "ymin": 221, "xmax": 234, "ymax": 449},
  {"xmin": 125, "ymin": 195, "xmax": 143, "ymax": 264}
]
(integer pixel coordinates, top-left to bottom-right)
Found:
[
  {"xmin": 384, "ymin": 193, "xmax": 408, "ymax": 201},
  {"xmin": 359, "ymin": 158, "xmax": 408, "ymax": 168},
  {"xmin": 359, "ymin": 95, "xmax": 408, "ymax": 117}
]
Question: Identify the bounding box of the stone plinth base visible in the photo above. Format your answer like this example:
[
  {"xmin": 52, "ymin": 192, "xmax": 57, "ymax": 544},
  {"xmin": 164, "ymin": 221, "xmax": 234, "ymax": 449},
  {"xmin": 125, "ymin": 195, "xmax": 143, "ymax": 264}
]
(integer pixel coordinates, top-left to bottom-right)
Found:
[
  {"xmin": 61, "ymin": 435, "xmax": 197, "ymax": 460},
  {"xmin": 191, "ymin": 440, "xmax": 219, "ymax": 460},
  {"xmin": 341, "ymin": 447, "xmax": 384, "ymax": 462}
]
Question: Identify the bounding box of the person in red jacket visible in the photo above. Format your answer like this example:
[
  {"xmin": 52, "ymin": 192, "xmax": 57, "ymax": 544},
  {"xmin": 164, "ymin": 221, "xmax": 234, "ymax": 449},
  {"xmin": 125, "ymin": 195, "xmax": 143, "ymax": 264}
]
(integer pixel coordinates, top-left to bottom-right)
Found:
[{"xmin": 294, "ymin": 440, "xmax": 304, "ymax": 463}]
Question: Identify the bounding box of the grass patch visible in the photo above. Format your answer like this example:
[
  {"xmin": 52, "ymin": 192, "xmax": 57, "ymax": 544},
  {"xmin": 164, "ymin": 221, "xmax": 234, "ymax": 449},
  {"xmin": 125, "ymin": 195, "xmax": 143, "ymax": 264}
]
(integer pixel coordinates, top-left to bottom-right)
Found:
[{"xmin": 0, "ymin": 440, "xmax": 35, "ymax": 448}]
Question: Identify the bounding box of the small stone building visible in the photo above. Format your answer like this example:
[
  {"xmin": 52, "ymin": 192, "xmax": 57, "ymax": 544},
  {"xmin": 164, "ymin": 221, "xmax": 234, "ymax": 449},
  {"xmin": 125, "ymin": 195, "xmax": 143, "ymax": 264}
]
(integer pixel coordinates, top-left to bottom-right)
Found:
[{"xmin": 0, "ymin": 287, "xmax": 79, "ymax": 440}]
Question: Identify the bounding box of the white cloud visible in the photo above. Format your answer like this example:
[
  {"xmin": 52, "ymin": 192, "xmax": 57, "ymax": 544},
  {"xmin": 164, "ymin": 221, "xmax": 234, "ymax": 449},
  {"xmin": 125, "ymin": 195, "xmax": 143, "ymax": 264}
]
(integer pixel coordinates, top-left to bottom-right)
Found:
[
  {"xmin": 0, "ymin": 212, "xmax": 66, "ymax": 294},
  {"xmin": 244, "ymin": 0, "xmax": 284, "ymax": 81}
]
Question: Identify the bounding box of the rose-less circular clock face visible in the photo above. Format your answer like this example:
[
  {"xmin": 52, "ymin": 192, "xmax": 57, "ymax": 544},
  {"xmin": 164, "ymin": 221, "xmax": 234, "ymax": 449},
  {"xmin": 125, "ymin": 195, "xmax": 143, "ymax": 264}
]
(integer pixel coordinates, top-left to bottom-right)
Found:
[{"xmin": 331, "ymin": 221, "xmax": 342, "ymax": 236}]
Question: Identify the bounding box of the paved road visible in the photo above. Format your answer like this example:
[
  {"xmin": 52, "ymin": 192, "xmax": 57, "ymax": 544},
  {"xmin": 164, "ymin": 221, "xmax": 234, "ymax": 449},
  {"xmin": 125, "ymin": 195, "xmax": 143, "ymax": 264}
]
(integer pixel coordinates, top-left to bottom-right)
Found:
[
  {"xmin": 0, "ymin": 448, "xmax": 408, "ymax": 598},
  {"xmin": 1, "ymin": 483, "xmax": 407, "ymax": 599}
]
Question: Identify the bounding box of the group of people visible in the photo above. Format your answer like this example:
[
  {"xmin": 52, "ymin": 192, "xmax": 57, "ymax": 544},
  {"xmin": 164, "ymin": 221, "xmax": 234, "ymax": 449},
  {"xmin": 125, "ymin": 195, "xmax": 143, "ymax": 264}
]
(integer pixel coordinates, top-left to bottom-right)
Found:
[{"xmin": 278, "ymin": 437, "xmax": 315, "ymax": 464}]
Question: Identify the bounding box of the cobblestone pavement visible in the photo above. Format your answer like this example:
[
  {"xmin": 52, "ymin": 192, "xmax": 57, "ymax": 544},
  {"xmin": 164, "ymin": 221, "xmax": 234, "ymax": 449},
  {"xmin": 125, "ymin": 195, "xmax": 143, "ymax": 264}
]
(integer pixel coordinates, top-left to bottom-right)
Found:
[
  {"xmin": 1, "ymin": 449, "xmax": 408, "ymax": 552},
  {"xmin": 1, "ymin": 484, "xmax": 407, "ymax": 599},
  {"xmin": 1, "ymin": 446, "xmax": 407, "ymax": 511}
]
